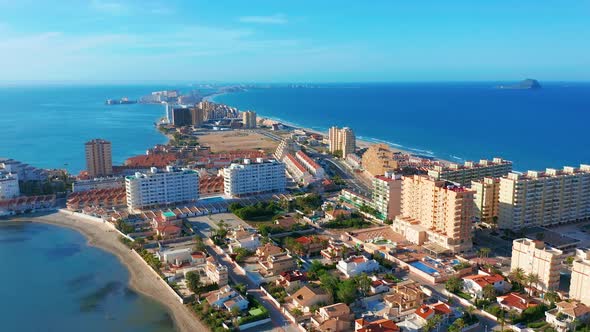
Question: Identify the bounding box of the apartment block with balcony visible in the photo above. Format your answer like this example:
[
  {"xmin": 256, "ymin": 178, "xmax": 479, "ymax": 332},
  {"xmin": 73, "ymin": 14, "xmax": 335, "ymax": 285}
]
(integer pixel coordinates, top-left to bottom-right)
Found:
[
  {"xmin": 570, "ymin": 248, "xmax": 590, "ymax": 306},
  {"xmin": 427, "ymin": 157, "xmax": 512, "ymax": 186},
  {"xmin": 125, "ymin": 166, "xmax": 199, "ymax": 211},
  {"xmin": 472, "ymin": 177, "xmax": 500, "ymax": 225},
  {"xmin": 0, "ymin": 172, "xmax": 20, "ymax": 200},
  {"xmin": 362, "ymin": 143, "xmax": 398, "ymax": 177},
  {"xmin": 328, "ymin": 126, "xmax": 355, "ymax": 158},
  {"xmin": 283, "ymin": 153, "xmax": 313, "ymax": 186},
  {"xmin": 498, "ymin": 165, "xmax": 590, "ymax": 230},
  {"xmin": 511, "ymin": 238, "xmax": 563, "ymax": 292},
  {"xmin": 392, "ymin": 175, "xmax": 474, "ymax": 253},
  {"xmin": 223, "ymin": 158, "xmax": 286, "ymax": 197},
  {"xmin": 372, "ymin": 172, "xmax": 402, "ymax": 221}
]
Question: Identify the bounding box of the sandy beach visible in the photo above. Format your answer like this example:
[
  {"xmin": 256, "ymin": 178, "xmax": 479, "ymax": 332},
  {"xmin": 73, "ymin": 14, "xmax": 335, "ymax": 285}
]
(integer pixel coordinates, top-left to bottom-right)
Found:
[{"xmin": 9, "ymin": 211, "xmax": 208, "ymax": 332}]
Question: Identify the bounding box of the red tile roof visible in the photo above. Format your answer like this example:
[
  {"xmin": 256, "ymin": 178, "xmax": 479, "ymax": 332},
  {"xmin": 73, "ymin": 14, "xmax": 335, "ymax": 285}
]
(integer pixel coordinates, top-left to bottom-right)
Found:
[
  {"xmin": 296, "ymin": 150, "xmax": 321, "ymax": 170},
  {"xmin": 463, "ymin": 273, "xmax": 505, "ymax": 288}
]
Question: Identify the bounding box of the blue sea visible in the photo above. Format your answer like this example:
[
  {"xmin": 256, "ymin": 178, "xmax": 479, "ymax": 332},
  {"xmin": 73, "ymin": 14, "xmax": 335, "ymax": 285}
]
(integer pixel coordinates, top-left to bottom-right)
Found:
[
  {"xmin": 0, "ymin": 221, "xmax": 176, "ymax": 332},
  {"xmin": 213, "ymin": 82, "xmax": 590, "ymax": 171}
]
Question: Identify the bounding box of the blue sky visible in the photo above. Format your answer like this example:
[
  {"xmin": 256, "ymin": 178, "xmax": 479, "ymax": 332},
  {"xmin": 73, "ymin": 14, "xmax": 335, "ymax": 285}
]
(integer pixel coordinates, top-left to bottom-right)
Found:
[{"xmin": 1, "ymin": 1, "xmax": 589, "ymax": 82}]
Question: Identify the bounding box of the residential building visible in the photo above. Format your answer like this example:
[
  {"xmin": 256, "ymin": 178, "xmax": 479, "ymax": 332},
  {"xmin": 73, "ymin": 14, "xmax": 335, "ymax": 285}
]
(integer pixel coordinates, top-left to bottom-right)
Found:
[
  {"xmin": 372, "ymin": 172, "xmax": 402, "ymax": 221},
  {"xmin": 190, "ymin": 107, "xmax": 204, "ymax": 127},
  {"xmin": 291, "ymin": 285, "xmax": 331, "ymax": 313},
  {"xmin": 427, "ymin": 157, "xmax": 512, "ymax": 186},
  {"xmin": 157, "ymin": 247, "xmax": 193, "ymax": 265},
  {"xmin": 384, "ymin": 280, "xmax": 426, "ymax": 313},
  {"xmin": 284, "ymin": 153, "xmax": 313, "ymax": 186},
  {"xmin": 391, "ymin": 175, "xmax": 474, "ymax": 253},
  {"xmin": 66, "ymin": 187, "xmax": 126, "ymax": 210},
  {"xmin": 337, "ymin": 255, "xmax": 380, "ymax": 278},
  {"xmin": 511, "ymin": 238, "xmax": 563, "ymax": 292},
  {"xmin": 355, "ymin": 318, "xmax": 400, "ymax": 332},
  {"xmin": 498, "ymin": 165, "xmax": 590, "ymax": 229},
  {"xmin": 570, "ymin": 248, "xmax": 590, "ymax": 306},
  {"xmin": 274, "ymin": 139, "xmax": 300, "ymax": 161},
  {"xmin": 0, "ymin": 158, "xmax": 48, "ymax": 181},
  {"xmin": 295, "ymin": 150, "xmax": 325, "ymax": 179},
  {"xmin": 256, "ymin": 243, "xmax": 284, "ymax": 261},
  {"xmin": 206, "ymin": 285, "xmax": 249, "ymax": 312},
  {"xmin": 171, "ymin": 107, "xmax": 192, "ymax": 126},
  {"xmin": 311, "ymin": 303, "xmax": 353, "ymax": 332},
  {"xmin": 125, "ymin": 166, "xmax": 199, "ymax": 211},
  {"xmin": 320, "ymin": 240, "xmax": 348, "ymax": 263},
  {"xmin": 72, "ymin": 177, "xmax": 124, "ymax": 193},
  {"xmin": 328, "ymin": 126, "xmax": 355, "ymax": 158},
  {"xmin": 462, "ymin": 271, "xmax": 510, "ymax": 298},
  {"xmin": 258, "ymin": 252, "xmax": 297, "ymax": 276},
  {"xmin": 228, "ymin": 228, "xmax": 261, "ymax": 252},
  {"xmin": 362, "ymin": 144, "xmax": 398, "ymax": 176},
  {"xmin": 471, "ymin": 177, "xmax": 500, "ymax": 225},
  {"xmin": 411, "ymin": 302, "xmax": 452, "ymax": 329},
  {"xmin": 276, "ymin": 270, "xmax": 306, "ymax": 292},
  {"xmin": 205, "ymin": 257, "xmax": 229, "ymax": 286},
  {"xmin": 223, "ymin": 158, "xmax": 286, "ymax": 197},
  {"xmin": 0, "ymin": 172, "xmax": 20, "ymax": 199},
  {"xmin": 545, "ymin": 301, "xmax": 590, "ymax": 332},
  {"xmin": 242, "ymin": 111, "xmax": 257, "ymax": 128},
  {"xmin": 293, "ymin": 235, "xmax": 326, "ymax": 257},
  {"xmin": 85, "ymin": 139, "xmax": 113, "ymax": 178},
  {"xmin": 496, "ymin": 293, "xmax": 538, "ymax": 314}
]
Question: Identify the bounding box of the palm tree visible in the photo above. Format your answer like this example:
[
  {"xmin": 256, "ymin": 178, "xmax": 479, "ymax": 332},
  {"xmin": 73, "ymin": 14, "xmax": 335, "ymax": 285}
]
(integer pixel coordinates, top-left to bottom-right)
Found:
[
  {"xmin": 478, "ymin": 247, "xmax": 491, "ymax": 260},
  {"xmin": 508, "ymin": 267, "xmax": 526, "ymax": 290},
  {"xmin": 525, "ymin": 273, "xmax": 541, "ymax": 296}
]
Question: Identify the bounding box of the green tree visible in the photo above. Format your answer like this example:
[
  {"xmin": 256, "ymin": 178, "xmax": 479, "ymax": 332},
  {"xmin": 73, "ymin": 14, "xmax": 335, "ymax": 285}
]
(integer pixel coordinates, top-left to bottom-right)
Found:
[
  {"xmin": 445, "ymin": 276, "xmax": 463, "ymax": 293},
  {"xmin": 482, "ymin": 284, "xmax": 497, "ymax": 300},
  {"xmin": 336, "ymin": 279, "xmax": 358, "ymax": 304},
  {"xmin": 356, "ymin": 273, "xmax": 372, "ymax": 297},
  {"xmin": 193, "ymin": 236, "xmax": 206, "ymax": 252},
  {"xmin": 448, "ymin": 318, "xmax": 466, "ymax": 332},
  {"xmin": 186, "ymin": 271, "xmax": 201, "ymax": 293},
  {"xmin": 319, "ymin": 273, "xmax": 339, "ymax": 300},
  {"xmin": 525, "ymin": 273, "xmax": 541, "ymax": 296}
]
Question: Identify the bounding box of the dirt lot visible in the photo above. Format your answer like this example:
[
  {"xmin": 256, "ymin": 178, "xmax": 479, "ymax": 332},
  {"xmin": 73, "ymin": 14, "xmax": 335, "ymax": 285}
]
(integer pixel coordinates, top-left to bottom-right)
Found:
[{"xmin": 197, "ymin": 130, "xmax": 279, "ymax": 153}]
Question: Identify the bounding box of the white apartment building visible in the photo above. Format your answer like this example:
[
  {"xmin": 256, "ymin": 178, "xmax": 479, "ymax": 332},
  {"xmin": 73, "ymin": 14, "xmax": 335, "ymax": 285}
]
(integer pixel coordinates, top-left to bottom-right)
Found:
[
  {"xmin": 570, "ymin": 248, "xmax": 590, "ymax": 306},
  {"xmin": 125, "ymin": 166, "xmax": 199, "ymax": 211},
  {"xmin": 427, "ymin": 158, "xmax": 512, "ymax": 186},
  {"xmin": 284, "ymin": 153, "xmax": 313, "ymax": 186},
  {"xmin": 511, "ymin": 238, "xmax": 563, "ymax": 292},
  {"xmin": 223, "ymin": 158, "xmax": 286, "ymax": 197},
  {"xmin": 498, "ymin": 165, "xmax": 590, "ymax": 229},
  {"xmin": 0, "ymin": 172, "xmax": 20, "ymax": 200}
]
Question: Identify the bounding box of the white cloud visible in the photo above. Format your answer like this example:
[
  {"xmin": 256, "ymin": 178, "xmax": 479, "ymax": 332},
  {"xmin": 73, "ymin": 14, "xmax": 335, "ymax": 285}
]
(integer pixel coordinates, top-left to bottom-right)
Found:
[{"xmin": 238, "ymin": 14, "xmax": 287, "ymax": 24}]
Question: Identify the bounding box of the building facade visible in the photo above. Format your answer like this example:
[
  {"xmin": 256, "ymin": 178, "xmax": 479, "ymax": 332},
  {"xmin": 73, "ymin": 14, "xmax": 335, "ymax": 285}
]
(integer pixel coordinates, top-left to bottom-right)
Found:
[
  {"xmin": 472, "ymin": 177, "xmax": 500, "ymax": 225},
  {"xmin": 328, "ymin": 126, "xmax": 355, "ymax": 158},
  {"xmin": 510, "ymin": 238, "xmax": 563, "ymax": 292},
  {"xmin": 372, "ymin": 173, "xmax": 402, "ymax": 221},
  {"xmin": 498, "ymin": 165, "xmax": 590, "ymax": 229},
  {"xmin": 295, "ymin": 150, "xmax": 325, "ymax": 179},
  {"xmin": 570, "ymin": 248, "xmax": 590, "ymax": 306},
  {"xmin": 0, "ymin": 172, "xmax": 20, "ymax": 200},
  {"xmin": 362, "ymin": 144, "xmax": 398, "ymax": 176},
  {"xmin": 171, "ymin": 107, "xmax": 192, "ymax": 127},
  {"xmin": 284, "ymin": 153, "xmax": 313, "ymax": 186},
  {"xmin": 190, "ymin": 107, "xmax": 204, "ymax": 127},
  {"xmin": 392, "ymin": 175, "xmax": 474, "ymax": 253},
  {"xmin": 125, "ymin": 166, "xmax": 199, "ymax": 210},
  {"xmin": 427, "ymin": 158, "xmax": 512, "ymax": 186},
  {"xmin": 242, "ymin": 111, "xmax": 257, "ymax": 129},
  {"xmin": 223, "ymin": 158, "xmax": 286, "ymax": 197},
  {"xmin": 85, "ymin": 139, "xmax": 113, "ymax": 178}
]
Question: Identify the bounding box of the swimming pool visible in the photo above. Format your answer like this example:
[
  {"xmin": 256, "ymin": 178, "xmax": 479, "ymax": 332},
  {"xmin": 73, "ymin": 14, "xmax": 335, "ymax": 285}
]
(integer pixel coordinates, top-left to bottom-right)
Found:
[
  {"xmin": 410, "ymin": 261, "xmax": 438, "ymax": 275},
  {"xmin": 199, "ymin": 196, "xmax": 227, "ymax": 203}
]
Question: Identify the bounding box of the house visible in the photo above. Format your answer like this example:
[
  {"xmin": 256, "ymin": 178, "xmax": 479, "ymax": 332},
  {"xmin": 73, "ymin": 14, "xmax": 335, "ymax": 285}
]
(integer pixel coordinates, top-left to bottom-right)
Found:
[
  {"xmin": 206, "ymin": 285, "xmax": 249, "ymax": 312},
  {"xmin": 414, "ymin": 302, "xmax": 452, "ymax": 325},
  {"xmin": 545, "ymin": 301, "xmax": 590, "ymax": 332},
  {"xmin": 158, "ymin": 247, "xmax": 192, "ymax": 265},
  {"xmin": 156, "ymin": 224, "xmax": 182, "ymax": 239},
  {"xmin": 259, "ymin": 252, "xmax": 297, "ymax": 276},
  {"xmin": 294, "ymin": 236, "xmax": 326, "ymax": 257},
  {"xmin": 384, "ymin": 281, "xmax": 426, "ymax": 312},
  {"xmin": 205, "ymin": 256, "xmax": 229, "ymax": 286},
  {"xmin": 462, "ymin": 271, "xmax": 510, "ymax": 298},
  {"xmin": 311, "ymin": 303, "xmax": 353, "ymax": 332},
  {"xmin": 190, "ymin": 251, "xmax": 207, "ymax": 265},
  {"xmin": 256, "ymin": 243, "xmax": 284, "ymax": 261},
  {"xmin": 355, "ymin": 318, "xmax": 400, "ymax": 332},
  {"xmin": 320, "ymin": 240, "xmax": 348, "ymax": 263},
  {"xmin": 496, "ymin": 292, "xmax": 539, "ymax": 314},
  {"xmin": 337, "ymin": 255, "xmax": 380, "ymax": 278},
  {"xmin": 276, "ymin": 270, "xmax": 306, "ymax": 292},
  {"xmin": 370, "ymin": 277, "xmax": 394, "ymax": 295},
  {"xmin": 228, "ymin": 228, "xmax": 261, "ymax": 252},
  {"xmin": 291, "ymin": 286, "xmax": 332, "ymax": 313}
]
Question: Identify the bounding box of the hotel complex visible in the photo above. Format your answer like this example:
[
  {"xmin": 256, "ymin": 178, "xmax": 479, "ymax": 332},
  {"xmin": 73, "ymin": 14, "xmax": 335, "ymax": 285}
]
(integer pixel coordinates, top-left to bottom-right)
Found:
[
  {"xmin": 392, "ymin": 175, "xmax": 474, "ymax": 253},
  {"xmin": 85, "ymin": 139, "xmax": 113, "ymax": 178},
  {"xmin": 328, "ymin": 126, "xmax": 355, "ymax": 158},
  {"xmin": 498, "ymin": 165, "xmax": 590, "ymax": 229},
  {"xmin": 510, "ymin": 238, "xmax": 563, "ymax": 292},
  {"xmin": 427, "ymin": 158, "xmax": 512, "ymax": 186},
  {"xmin": 223, "ymin": 158, "xmax": 286, "ymax": 197},
  {"xmin": 125, "ymin": 166, "xmax": 199, "ymax": 211},
  {"xmin": 570, "ymin": 248, "xmax": 590, "ymax": 306}
]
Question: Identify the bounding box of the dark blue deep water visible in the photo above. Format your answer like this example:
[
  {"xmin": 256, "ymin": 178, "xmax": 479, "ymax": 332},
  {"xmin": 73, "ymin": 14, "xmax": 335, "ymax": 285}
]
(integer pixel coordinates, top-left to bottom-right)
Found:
[
  {"xmin": 214, "ymin": 82, "xmax": 590, "ymax": 171},
  {"xmin": 0, "ymin": 222, "xmax": 177, "ymax": 332}
]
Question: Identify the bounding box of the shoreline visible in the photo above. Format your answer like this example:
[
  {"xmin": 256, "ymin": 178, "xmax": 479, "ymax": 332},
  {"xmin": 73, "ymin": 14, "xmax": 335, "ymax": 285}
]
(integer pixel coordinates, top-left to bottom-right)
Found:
[{"xmin": 6, "ymin": 211, "xmax": 208, "ymax": 332}]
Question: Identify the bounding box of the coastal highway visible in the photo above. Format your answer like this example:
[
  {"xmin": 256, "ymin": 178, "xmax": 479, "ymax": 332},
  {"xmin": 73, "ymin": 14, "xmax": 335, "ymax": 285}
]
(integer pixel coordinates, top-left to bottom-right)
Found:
[
  {"xmin": 323, "ymin": 157, "xmax": 372, "ymax": 195},
  {"xmin": 202, "ymin": 238, "xmax": 300, "ymax": 332}
]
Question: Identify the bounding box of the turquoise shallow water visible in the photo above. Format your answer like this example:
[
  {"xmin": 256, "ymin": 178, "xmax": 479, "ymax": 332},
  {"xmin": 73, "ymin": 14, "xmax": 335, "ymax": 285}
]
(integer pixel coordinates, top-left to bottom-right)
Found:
[{"xmin": 0, "ymin": 221, "xmax": 177, "ymax": 332}]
